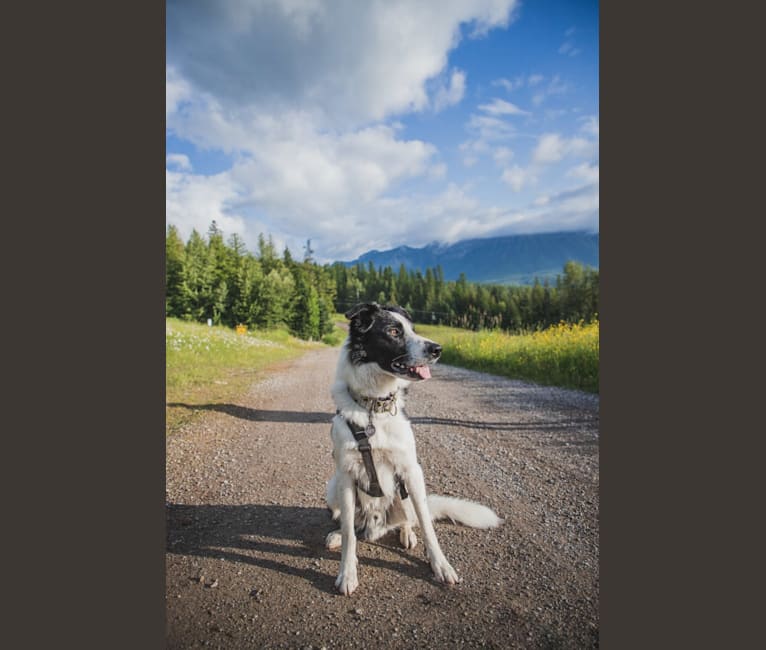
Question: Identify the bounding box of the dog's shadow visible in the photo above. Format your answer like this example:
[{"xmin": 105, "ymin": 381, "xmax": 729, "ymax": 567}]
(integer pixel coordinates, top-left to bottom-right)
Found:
[
  {"xmin": 166, "ymin": 402, "xmax": 598, "ymax": 434},
  {"xmin": 166, "ymin": 503, "xmax": 431, "ymax": 594}
]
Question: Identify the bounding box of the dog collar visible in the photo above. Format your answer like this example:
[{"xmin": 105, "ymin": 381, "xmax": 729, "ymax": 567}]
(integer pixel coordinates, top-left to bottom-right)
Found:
[{"xmin": 348, "ymin": 388, "xmax": 399, "ymax": 416}]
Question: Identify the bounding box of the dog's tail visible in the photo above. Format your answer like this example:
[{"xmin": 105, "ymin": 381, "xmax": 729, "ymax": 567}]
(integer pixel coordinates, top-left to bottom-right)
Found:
[{"xmin": 427, "ymin": 495, "xmax": 504, "ymax": 528}]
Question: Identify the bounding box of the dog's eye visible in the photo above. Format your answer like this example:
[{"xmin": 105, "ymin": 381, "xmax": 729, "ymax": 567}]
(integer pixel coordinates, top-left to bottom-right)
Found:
[{"xmin": 388, "ymin": 328, "xmax": 401, "ymax": 338}]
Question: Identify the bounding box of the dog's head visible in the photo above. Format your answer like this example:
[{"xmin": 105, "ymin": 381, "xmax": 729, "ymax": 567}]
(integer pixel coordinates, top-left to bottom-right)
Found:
[{"xmin": 345, "ymin": 302, "xmax": 442, "ymax": 381}]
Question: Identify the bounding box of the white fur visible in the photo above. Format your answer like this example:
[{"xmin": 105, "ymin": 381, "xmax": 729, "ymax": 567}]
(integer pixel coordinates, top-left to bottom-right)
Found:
[{"xmin": 326, "ymin": 334, "xmax": 504, "ymax": 595}]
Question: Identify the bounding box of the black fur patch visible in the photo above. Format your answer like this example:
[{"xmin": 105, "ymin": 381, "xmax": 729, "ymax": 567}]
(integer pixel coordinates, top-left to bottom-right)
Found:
[
  {"xmin": 346, "ymin": 303, "xmax": 408, "ymax": 368},
  {"xmin": 345, "ymin": 302, "xmax": 439, "ymax": 379}
]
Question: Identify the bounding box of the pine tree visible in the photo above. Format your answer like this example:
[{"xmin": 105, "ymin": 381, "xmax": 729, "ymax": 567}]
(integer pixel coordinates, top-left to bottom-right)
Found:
[{"xmin": 165, "ymin": 225, "xmax": 186, "ymax": 317}]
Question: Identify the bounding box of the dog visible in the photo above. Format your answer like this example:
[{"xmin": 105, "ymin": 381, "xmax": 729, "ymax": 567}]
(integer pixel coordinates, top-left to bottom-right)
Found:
[{"xmin": 325, "ymin": 302, "xmax": 503, "ymax": 595}]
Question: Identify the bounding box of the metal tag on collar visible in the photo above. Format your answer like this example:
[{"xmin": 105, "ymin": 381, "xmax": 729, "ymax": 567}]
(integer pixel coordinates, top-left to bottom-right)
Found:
[{"xmin": 365, "ymin": 423, "xmax": 376, "ymax": 437}]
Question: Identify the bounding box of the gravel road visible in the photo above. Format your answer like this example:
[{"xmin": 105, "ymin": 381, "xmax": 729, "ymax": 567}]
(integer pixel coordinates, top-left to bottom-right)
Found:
[{"xmin": 166, "ymin": 346, "xmax": 599, "ymax": 649}]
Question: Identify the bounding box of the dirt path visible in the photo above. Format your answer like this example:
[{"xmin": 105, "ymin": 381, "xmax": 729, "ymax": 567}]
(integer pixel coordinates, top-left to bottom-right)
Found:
[{"xmin": 166, "ymin": 347, "xmax": 599, "ymax": 649}]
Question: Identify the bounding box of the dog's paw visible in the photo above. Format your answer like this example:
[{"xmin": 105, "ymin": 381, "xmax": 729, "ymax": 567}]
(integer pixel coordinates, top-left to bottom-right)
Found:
[
  {"xmin": 399, "ymin": 527, "xmax": 418, "ymax": 550},
  {"xmin": 335, "ymin": 565, "xmax": 359, "ymax": 595},
  {"xmin": 325, "ymin": 530, "xmax": 342, "ymax": 551},
  {"xmin": 431, "ymin": 557, "xmax": 461, "ymax": 585}
]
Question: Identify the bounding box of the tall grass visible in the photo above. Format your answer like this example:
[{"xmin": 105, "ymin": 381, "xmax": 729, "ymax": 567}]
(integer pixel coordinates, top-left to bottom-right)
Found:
[
  {"xmin": 417, "ymin": 321, "xmax": 599, "ymax": 393},
  {"xmin": 166, "ymin": 318, "xmax": 344, "ymax": 432}
]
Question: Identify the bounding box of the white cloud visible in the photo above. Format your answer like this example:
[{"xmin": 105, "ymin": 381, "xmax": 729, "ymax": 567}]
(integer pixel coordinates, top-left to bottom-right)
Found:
[
  {"xmin": 166, "ymin": 153, "xmax": 192, "ymax": 171},
  {"xmin": 231, "ymin": 121, "xmax": 437, "ymax": 213},
  {"xmin": 166, "ymin": 117, "xmax": 445, "ymax": 259},
  {"xmin": 167, "ymin": 0, "xmax": 518, "ymax": 127},
  {"xmin": 165, "ymin": 0, "xmax": 598, "ymax": 260},
  {"xmin": 532, "ymin": 134, "xmax": 566, "ymax": 164},
  {"xmin": 488, "ymin": 182, "xmax": 599, "ymax": 235},
  {"xmin": 580, "ymin": 115, "xmax": 599, "ymax": 137},
  {"xmin": 492, "ymin": 73, "xmax": 544, "ymax": 93},
  {"xmin": 567, "ymin": 162, "xmax": 599, "ymax": 184},
  {"xmin": 492, "ymin": 76, "xmax": 523, "ymax": 92},
  {"xmin": 165, "ymin": 1, "xmax": 531, "ymax": 260},
  {"xmin": 531, "ymin": 133, "xmax": 596, "ymax": 165},
  {"xmin": 433, "ymin": 69, "xmax": 467, "ymax": 111},
  {"xmin": 558, "ymin": 27, "xmax": 580, "ymax": 57},
  {"xmin": 166, "ymin": 66, "xmax": 192, "ymax": 117},
  {"xmin": 458, "ymin": 110, "xmax": 518, "ymax": 167},
  {"xmin": 478, "ymin": 98, "xmax": 530, "ymax": 116},
  {"xmin": 429, "ymin": 162, "xmax": 448, "ymax": 180},
  {"xmin": 424, "ymin": 181, "xmax": 598, "ymax": 240},
  {"xmin": 466, "ymin": 114, "xmax": 517, "ymax": 142},
  {"xmin": 501, "ymin": 164, "xmax": 534, "ymax": 192},
  {"xmin": 531, "ymin": 74, "xmax": 571, "ymax": 106},
  {"xmin": 166, "ymin": 169, "xmax": 248, "ymax": 241}
]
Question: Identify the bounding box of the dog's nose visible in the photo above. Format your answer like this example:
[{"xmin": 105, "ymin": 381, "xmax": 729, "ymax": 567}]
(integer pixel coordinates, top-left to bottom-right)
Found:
[{"xmin": 428, "ymin": 342, "xmax": 442, "ymax": 358}]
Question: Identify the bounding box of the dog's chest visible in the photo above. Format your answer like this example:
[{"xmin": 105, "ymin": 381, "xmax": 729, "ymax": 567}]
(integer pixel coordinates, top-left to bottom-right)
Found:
[{"xmin": 339, "ymin": 415, "xmax": 412, "ymax": 477}]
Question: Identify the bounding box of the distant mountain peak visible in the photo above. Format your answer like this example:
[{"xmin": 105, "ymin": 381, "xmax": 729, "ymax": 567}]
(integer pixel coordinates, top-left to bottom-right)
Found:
[{"xmin": 340, "ymin": 231, "xmax": 598, "ymax": 285}]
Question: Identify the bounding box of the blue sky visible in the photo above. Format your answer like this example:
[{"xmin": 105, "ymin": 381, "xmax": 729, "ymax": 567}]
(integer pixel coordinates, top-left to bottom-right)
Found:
[{"xmin": 166, "ymin": 0, "xmax": 598, "ymax": 263}]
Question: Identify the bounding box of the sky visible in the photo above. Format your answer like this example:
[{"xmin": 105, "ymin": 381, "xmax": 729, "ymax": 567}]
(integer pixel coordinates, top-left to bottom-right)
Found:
[{"xmin": 166, "ymin": 0, "xmax": 599, "ymax": 264}]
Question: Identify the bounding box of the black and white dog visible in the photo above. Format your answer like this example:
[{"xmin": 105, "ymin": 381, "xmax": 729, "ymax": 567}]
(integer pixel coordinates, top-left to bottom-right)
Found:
[{"xmin": 326, "ymin": 302, "xmax": 503, "ymax": 595}]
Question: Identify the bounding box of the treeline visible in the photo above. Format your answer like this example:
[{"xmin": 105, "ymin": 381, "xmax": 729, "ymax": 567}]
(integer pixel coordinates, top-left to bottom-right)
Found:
[
  {"xmin": 330, "ymin": 260, "xmax": 598, "ymax": 331},
  {"xmin": 165, "ymin": 223, "xmax": 337, "ymax": 340},
  {"xmin": 165, "ymin": 223, "xmax": 598, "ymax": 339}
]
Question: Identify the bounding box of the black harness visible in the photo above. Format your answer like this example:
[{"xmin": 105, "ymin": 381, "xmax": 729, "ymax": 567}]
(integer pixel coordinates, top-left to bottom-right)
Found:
[{"xmin": 337, "ymin": 390, "xmax": 409, "ymax": 501}]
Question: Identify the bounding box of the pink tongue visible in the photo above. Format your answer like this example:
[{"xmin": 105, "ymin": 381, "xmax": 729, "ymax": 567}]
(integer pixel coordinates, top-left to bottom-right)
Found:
[{"xmin": 412, "ymin": 365, "xmax": 431, "ymax": 379}]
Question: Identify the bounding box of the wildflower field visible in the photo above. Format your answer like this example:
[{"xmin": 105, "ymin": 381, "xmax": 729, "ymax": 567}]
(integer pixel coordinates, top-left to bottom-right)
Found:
[
  {"xmin": 166, "ymin": 318, "xmax": 343, "ymax": 432},
  {"xmin": 417, "ymin": 321, "xmax": 599, "ymax": 393}
]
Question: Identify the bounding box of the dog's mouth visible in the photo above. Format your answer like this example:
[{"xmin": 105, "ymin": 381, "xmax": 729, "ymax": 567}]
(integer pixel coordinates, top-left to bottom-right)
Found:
[{"xmin": 391, "ymin": 360, "xmax": 432, "ymax": 380}]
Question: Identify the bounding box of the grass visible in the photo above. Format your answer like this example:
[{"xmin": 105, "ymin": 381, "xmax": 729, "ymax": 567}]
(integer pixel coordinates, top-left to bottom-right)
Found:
[
  {"xmin": 417, "ymin": 321, "xmax": 599, "ymax": 393},
  {"xmin": 166, "ymin": 318, "xmax": 346, "ymax": 433}
]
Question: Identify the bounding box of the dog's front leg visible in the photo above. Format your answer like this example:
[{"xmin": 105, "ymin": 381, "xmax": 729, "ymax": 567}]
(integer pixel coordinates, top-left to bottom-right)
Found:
[
  {"xmin": 335, "ymin": 471, "xmax": 359, "ymax": 595},
  {"xmin": 406, "ymin": 464, "xmax": 460, "ymax": 585}
]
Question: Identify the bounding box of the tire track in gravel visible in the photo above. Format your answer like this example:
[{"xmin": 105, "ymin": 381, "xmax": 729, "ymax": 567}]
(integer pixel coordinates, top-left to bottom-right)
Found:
[{"xmin": 166, "ymin": 347, "xmax": 599, "ymax": 649}]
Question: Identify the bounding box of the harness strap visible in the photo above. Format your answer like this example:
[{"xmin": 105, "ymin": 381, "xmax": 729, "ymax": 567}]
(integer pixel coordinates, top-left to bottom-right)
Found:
[
  {"xmin": 336, "ymin": 406, "xmax": 409, "ymax": 501},
  {"xmin": 350, "ymin": 427, "xmax": 385, "ymax": 498}
]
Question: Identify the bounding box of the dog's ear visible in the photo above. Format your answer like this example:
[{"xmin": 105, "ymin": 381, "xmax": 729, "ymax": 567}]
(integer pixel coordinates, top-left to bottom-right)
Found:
[
  {"xmin": 383, "ymin": 304, "xmax": 413, "ymax": 323},
  {"xmin": 345, "ymin": 302, "xmax": 380, "ymax": 333}
]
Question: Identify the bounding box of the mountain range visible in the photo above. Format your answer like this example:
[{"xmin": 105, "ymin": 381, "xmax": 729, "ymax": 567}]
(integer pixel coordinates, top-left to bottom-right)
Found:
[{"xmin": 340, "ymin": 231, "xmax": 599, "ymax": 285}]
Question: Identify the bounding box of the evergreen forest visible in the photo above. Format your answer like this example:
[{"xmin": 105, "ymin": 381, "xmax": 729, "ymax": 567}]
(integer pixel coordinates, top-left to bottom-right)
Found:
[{"xmin": 166, "ymin": 223, "xmax": 599, "ymax": 340}]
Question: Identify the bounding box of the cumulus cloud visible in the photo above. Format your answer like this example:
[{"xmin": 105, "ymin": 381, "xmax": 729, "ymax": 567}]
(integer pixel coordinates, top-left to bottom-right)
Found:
[
  {"xmin": 165, "ymin": 0, "xmax": 597, "ymax": 261},
  {"xmin": 166, "ymin": 0, "xmax": 518, "ymax": 127},
  {"xmin": 433, "ymin": 69, "xmax": 467, "ymax": 111},
  {"xmin": 166, "ymin": 66, "xmax": 192, "ymax": 117},
  {"xmin": 531, "ymin": 133, "xmax": 596, "ymax": 165},
  {"xmin": 165, "ymin": 0, "xmax": 529, "ymax": 259},
  {"xmin": 166, "ymin": 169, "xmax": 248, "ymax": 241},
  {"xmin": 166, "ymin": 153, "xmax": 192, "ymax": 171},
  {"xmin": 501, "ymin": 164, "xmax": 534, "ymax": 192},
  {"xmin": 478, "ymin": 98, "xmax": 530, "ymax": 116},
  {"xmin": 459, "ymin": 108, "xmax": 518, "ymax": 168}
]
